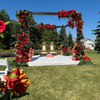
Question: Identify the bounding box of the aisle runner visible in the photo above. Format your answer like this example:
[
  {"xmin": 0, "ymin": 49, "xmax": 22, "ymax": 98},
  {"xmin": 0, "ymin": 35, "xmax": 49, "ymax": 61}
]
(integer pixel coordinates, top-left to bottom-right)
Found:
[{"xmin": 28, "ymin": 55, "xmax": 79, "ymax": 66}]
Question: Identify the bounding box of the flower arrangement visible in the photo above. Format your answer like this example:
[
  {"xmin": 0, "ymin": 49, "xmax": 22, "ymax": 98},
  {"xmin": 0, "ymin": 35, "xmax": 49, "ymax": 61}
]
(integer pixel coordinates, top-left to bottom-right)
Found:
[
  {"xmin": 0, "ymin": 68, "xmax": 31, "ymax": 100},
  {"xmin": 73, "ymin": 43, "xmax": 95, "ymax": 65},
  {"xmin": 74, "ymin": 43, "xmax": 85, "ymax": 61},
  {"xmin": 78, "ymin": 55, "xmax": 95, "ymax": 66},
  {"xmin": 37, "ymin": 23, "xmax": 56, "ymax": 30},
  {"xmin": 61, "ymin": 46, "xmax": 71, "ymax": 56}
]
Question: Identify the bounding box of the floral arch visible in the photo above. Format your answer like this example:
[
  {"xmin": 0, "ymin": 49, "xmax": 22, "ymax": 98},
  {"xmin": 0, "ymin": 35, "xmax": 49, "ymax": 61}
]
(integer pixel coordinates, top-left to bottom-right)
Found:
[{"xmin": 12, "ymin": 9, "xmax": 93, "ymax": 66}]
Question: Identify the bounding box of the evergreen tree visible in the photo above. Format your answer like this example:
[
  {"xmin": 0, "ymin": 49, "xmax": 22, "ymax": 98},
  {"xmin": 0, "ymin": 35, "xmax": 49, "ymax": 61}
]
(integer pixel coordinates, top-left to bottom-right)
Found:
[
  {"xmin": 81, "ymin": 32, "xmax": 84, "ymax": 39},
  {"xmin": 57, "ymin": 25, "xmax": 67, "ymax": 47},
  {"xmin": 41, "ymin": 29, "xmax": 52, "ymax": 50},
  {"xmin": 26, "ymin": 16, "xmax": 42, "ymax": 49},
  {"xmin": 67, "ymin": 31, "xmax": 74, "ymax": 47},
  {"xmin": 92, "ymin": 12, "xmax": 100, "ymax": 53},
  {"xmin": 52, "ymin": 29, "xmax": 58, "ymax": 50},
  {"xmin": 10, "ymin": 19, "xmax": 20, "ymax": 42}
]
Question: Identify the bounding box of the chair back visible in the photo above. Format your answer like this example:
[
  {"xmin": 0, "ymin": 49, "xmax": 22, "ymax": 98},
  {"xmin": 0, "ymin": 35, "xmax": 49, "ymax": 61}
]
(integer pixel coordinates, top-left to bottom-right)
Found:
[
  {"xmin": 0, "ymin": 58, "xmax": 10, "ymax": 81},
  {"xmin": 41, "ymin": 42, "xmax": 47, "ymax": 52}
]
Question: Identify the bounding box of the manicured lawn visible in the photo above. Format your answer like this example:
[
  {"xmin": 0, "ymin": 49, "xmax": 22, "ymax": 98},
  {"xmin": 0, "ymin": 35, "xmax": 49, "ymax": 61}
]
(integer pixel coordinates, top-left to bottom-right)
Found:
[{"xmin": 0, "ymin": 50, "xmax": 100, "ymax": 100}]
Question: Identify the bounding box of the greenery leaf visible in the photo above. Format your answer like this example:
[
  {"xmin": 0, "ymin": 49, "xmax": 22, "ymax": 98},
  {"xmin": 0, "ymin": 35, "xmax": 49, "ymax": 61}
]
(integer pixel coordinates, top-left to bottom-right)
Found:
[
  {"xmin": 0, "ymin": 33, "xmax": 4, "ymax": 38},
  {"xmin": 5, "ymin": 21, "xmax": 10, "ymax": 25},
  {"xmin": 9, "ymin": 73, "xmax": 17, "ymax": 79}
]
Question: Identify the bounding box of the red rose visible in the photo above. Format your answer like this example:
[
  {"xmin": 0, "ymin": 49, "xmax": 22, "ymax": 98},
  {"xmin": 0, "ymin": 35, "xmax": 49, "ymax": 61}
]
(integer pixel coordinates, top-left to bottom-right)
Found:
[
  {"xmin": 82, "ymin": 56, "xmax": 90, "ymax": 61},
  {"xmin": 0, "ymin": 20, "xmax": 6, "ymax": 33},
  {"xmin": 75, "ymin": 57, "xmax": 80, "ymax": 61},
  {"xmin": 76, "ymin": 52, "xmax": 80, "ymax": 54},
  {"xmin": 66, "ymin": 50, "xmax": 68, "ymax": 54},
  {"xmin": 70, "ymin": 47, "xmax": 72, "ymax": 50},
  {"xmin": 33, "ymin": 45, "xmax": 35, "ymax": 49},
  {"xmin": 23, "ymin": 59, "xmax": 29, "ymax": 62},
  {"xmin": 62, "ymin": 47, "xmax": 66, "ymax": 51}
]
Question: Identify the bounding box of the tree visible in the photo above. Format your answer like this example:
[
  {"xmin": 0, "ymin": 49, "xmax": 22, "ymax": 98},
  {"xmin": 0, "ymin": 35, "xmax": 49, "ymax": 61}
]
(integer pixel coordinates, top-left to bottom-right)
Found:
[
  {"xmin": 10, "ymin": 19, "xmax": 20, "ymax": 43},
  {"xmin": 80, "ymin": 32, "xmax": 84, "ymax": 39},
  {"xmin": 29, "ymin": 22, "xmax": 43, "ymax": 49},
  {"xmin": 57, "ymin": 25, "xmax": 67, "ymax": 48},
  {"xmin": 67, "ymin": 31, "xmax": 74, "ymax": 47},
  {"xmin": 51, "ymin": 29, "xmax": 58, "ymax": 49},
  {"xmin": 92, "ymin": 12, "xmax": 100, "ymax": 53}
]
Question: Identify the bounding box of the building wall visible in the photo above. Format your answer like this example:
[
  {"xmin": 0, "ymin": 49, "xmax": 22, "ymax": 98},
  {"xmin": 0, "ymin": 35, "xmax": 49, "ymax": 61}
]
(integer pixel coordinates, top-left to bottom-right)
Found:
[{"xmin": 84, "ymin": 40, "xmax": 95, "ymax": 50}]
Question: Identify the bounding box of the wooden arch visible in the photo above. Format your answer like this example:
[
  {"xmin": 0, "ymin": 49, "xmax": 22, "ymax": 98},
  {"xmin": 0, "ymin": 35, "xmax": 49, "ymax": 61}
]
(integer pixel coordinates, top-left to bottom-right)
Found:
[{"xmin": 24, "ymin": 12, "xmax": 69, "ymax": 47}]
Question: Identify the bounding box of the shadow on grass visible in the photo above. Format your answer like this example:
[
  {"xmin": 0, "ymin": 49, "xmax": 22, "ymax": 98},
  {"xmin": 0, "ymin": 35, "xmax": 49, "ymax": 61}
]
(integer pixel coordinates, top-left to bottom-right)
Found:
[{"xmin": 11, "ymin": 92, "xmax": 29, "ymax": 100}]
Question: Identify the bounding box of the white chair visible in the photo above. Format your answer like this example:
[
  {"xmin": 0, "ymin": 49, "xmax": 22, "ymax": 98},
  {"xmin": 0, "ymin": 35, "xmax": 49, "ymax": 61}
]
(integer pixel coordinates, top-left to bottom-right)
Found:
[{"xmin": 0, "ymin": 58, "xmax": 10, "ymax": 81}]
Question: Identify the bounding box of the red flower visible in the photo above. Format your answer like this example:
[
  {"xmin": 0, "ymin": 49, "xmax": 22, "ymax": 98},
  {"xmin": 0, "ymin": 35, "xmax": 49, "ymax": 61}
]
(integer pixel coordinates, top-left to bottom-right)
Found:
[
  {"xmin": 76, "ymin": 52, "xmax": 80, "ymax": 54},
  {"xmin": 66, "ymin": 50, "xmax": 69, "ymax": 54},
  {"xmin": 23, "ymin": 58, "xmax": 29, "ymax": 62},
  {"xmin": 62, "ymin": 47, "xmax": 66, "ymax": 51},
  {"xmin": 24, "ymin": 40, "xmax": 30, "ymax": 44},
  {"xmin": 70, "ymin": 47, "xmax": 72, "ymax": 50},
  {"xmin": 33, "ymin": 45, "xmax": 35, "ymax": 49},
  {"xmin": 75, "ymin": 57, "xmax": 80, "ymax": 61},
  {"xmin": 0, "ymin": 20, "xmax": 6, "ymax": 33},
  {"xmin": 3, "ymin": 68, "xmax": 20, "ymax": 89},
  {"xmin": 82, "ymin": 56, "xmax": 90, "ymax": 61}
]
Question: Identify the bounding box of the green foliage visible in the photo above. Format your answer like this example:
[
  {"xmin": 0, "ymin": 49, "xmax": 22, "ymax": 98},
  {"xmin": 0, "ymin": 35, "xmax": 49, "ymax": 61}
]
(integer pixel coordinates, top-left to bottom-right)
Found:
[
  {"xmin": 10, "ymin": 60, "xmax": 28, "ymax": 68},
  {"xmin": 67, "ymin": 31, "xmax": 74, "ymax": 47},
  {"xmin": 57, "ymin": 25, "xmax": 67, "ymax": 47},
  {"xmin": 0, "ymin": 43, "xmax": 7, "ymax": 49},
  {"xmin": 78, "ymin": 59, "xmax": 96, "ymax": 66},
  {"xmin": 41, "ymin": 29, "xmax": 58, "ymax": 50},
  {"xmin": 92, "ymin": 12, "xmax": 100, "ymax": 53}
]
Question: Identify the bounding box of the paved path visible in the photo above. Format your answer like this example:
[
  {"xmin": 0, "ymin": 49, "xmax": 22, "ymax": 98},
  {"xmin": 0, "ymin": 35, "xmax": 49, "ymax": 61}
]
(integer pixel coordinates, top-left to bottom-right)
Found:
[{"xmin": 28, "ymin": 55, "xmax": 79, "ymax": 66}]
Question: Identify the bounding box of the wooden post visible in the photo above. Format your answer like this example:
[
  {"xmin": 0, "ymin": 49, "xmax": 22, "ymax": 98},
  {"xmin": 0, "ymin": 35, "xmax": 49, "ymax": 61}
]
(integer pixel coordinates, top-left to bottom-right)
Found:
[
  {"xmin": 63, "ymin": 26, "xmax": 66, "ymax": 47},
  {"xmin": 27, "ymin": 26, "xmax": 30, "ymax": 39},
  {"xmin": 77, "ymin": 28, "xmax": 78, "ymax": 44},
  {"xmin": 20, "ymin": 27, "xmax": 23, "ymax": 33}
]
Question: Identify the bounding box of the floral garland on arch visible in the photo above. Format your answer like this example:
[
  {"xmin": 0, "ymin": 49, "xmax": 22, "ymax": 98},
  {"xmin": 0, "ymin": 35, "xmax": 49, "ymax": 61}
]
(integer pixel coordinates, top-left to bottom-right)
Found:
[
  {"xmin": 56, "ymin": 10, "xmax": 85, "ymax": 60},
  {"xmin": 37, "ymin": 23, "xmax": 56, "ymax": 30},
  {"xmin": 56, "ymin": 10, "xmax": 85, "ymax": 43},
  {"xmin": 11, "ymin": 10, "xmax": 34, "ymax": 66}
]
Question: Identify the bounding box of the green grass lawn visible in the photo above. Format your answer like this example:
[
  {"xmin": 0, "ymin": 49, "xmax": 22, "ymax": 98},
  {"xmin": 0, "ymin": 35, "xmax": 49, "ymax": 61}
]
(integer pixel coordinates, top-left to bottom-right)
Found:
[{"xmin": 0, "ymin": 50, "xmax": 100, "ymax": 100}]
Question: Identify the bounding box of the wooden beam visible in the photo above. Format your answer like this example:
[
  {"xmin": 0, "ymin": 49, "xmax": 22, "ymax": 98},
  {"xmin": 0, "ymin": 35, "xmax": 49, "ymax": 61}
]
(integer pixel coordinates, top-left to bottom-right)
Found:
[
  {"xmin": 32, "ymin": 12, "xmax": 57, "ymax": 15},
  {"xmin": 28, "ymin": 25, "xmax": 64, "ymax": 28}
]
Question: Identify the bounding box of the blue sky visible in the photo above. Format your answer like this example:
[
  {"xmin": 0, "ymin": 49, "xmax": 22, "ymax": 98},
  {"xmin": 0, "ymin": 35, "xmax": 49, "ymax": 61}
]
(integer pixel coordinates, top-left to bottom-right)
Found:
[{"xmin": 0, "ymin": 0, "xmax": 100, "ymax": 42}]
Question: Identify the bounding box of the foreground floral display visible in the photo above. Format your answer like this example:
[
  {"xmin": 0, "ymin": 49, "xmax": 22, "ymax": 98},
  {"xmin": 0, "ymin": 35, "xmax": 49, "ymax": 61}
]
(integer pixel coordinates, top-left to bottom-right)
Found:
[
  {"xmin": 0, "ymin": 20, "xmax": 10, "ymax": 38},
  {"xmin": 0, "ymin": 68, "xmax": 31, "ymax": 100}
]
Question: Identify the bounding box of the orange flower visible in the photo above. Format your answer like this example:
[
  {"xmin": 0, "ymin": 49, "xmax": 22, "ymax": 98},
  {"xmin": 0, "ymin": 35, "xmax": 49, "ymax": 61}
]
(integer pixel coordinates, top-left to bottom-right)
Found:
[
  {"xmin": 74, "ymin": 44, "xmax": 78, "ymax": 47},
  {"xmin": 60, "ymin": 45, "xmax": 62, "ymax": 48},
  {"xmin": 30, "ymin": 47, "xmax": 32, "ymax": 50},
  {"xmin": 18, "ymin": 11, "xmax": 20, "ymax": 14},
  {"xmin": 18, "ymin": 55, "xmax": 23, "ymax": 58},
  {"xmin": 88, "ymin": 47, "xmax": 90, "ymax": 50},
  {"xmin": 15, "ymin": 43, "xmax": 18, "ymax": 47}
]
